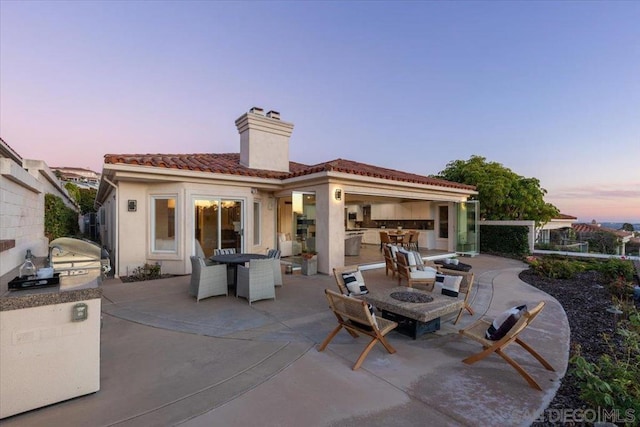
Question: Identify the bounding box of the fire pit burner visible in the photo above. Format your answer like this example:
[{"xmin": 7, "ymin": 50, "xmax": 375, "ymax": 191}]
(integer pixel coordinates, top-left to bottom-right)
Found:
[{"xmin": 390, "ymin": 291, "xmax": 433, "ymax": 303}]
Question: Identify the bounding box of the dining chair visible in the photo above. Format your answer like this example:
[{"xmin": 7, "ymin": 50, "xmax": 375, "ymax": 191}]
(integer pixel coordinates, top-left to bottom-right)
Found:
[
  {"xmin": 266, "ymin": 249, "xmax": 283, "ymax": 286},
  {"xmin": 379, "ymin": 231, "xmax": 393, "ymax": 251},
  {"xmin": 236, "ymin": 258, "xmax": 276, "ymax": 305},
  {"xmin": 214, "ymin": 248, "xmax": 236, "ymax": 255},
  {"xmin": 405, "ymin": 231, "xmax": 419, "ymax": 251},
  {"xmin": 189, "ymin": 256, "xmax": 228, "ymax": 302}
]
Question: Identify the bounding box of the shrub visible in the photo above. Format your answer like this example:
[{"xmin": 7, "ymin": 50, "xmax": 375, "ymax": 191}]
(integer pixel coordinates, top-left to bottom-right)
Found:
[
  {"xmin": 127, "ymin": 263, "xmax": 162, "ymax": 282},
  {"xmin": 480, "ymin": 225, "xmax": 529, "ymax": 258},
  {"xmin": 532, "ymin": 257, "xmax": 582, "ymax": 279},
  {"xmin": 599, "ymin": 258, "xmax": 635, "ymax": 283},
  {"xmin": 44, "ymin": 193, "xmax": 80, "ymax": 240},
  {"xmin": 570, "ymin": 309, "xmax": 640, "ymax": 424}
]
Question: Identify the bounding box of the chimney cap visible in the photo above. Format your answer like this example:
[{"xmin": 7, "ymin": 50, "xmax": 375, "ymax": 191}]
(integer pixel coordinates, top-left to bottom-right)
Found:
[
  {"xmin": 249, "ymin": 107, "xmax": 264, "ymax": 115},
  {"xmin": 266, "ymin": 110, "xmax": 280, "ymax": 120}
]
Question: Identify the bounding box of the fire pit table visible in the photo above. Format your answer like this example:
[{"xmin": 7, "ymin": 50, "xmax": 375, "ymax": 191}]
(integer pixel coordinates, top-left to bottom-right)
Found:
[{"xmin": 365, "ymin": 287, "xmax": 464, "ymax": 339}]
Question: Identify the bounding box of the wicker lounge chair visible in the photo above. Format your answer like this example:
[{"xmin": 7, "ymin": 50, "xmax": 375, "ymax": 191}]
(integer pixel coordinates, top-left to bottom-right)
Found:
[{"xmin": 318, "ymin": 289, "xmax": 398, "ymax": 370}]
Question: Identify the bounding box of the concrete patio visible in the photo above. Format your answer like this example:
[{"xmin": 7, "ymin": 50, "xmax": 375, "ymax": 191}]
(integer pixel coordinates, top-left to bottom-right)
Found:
[{"xmin": 2, "ymin": 254, "xmax": 570, "ymax": 426}]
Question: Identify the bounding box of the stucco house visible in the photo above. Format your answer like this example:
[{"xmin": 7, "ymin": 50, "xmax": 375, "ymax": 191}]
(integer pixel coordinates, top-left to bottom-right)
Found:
[{"xmin": 95, "ymin": 108, "xmax": 478, "ymax": 278}]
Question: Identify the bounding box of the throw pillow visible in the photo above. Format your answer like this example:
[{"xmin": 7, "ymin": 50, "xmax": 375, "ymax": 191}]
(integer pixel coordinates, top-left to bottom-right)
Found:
[
  {"xmin": 342, "ymin": 272, "xmax": 369, "ymax": 296},
  {"xmin": 485, "ymin": 305, "xmax": 528, "ymax": 340},
  {"xmin": 389, "ymin": 244, "xmax": 399, "ymax": 260},
  {"xmin": 441, "ymin": 275, "xmax": 462, "ymax": 297},
  {"xmin": 351, "ymin": 302, "xmax": 378, "ymax": 331},
  {"xmin": 367, "ymin": 303, "xmax": 378, "ymax": 329},
  {"xmin": 411, "ymin": 251, "xmax": 425, "ymax": 271}
]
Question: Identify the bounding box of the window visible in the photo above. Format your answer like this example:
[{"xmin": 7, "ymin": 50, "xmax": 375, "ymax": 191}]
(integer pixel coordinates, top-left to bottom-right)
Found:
[
  {"xmin": 253, "ymin": 201, "xmax": 261, "ymax": 245},
  {"xmin": 152, "ymin": 196, "xmax": 176, "ymax": 252}
]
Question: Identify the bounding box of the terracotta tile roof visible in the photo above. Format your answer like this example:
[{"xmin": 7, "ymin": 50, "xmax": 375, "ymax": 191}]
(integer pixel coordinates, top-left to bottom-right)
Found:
[
  {"xmin": 572, "ymin": 223, "xmax": 633, "ymax": 238},
  {"xmin": 554, "ymin": 213, "xmax": 577, "ymax": 220},
  {"xmin": 104, "ymin": 153, "xmax": 475, "ymax": 191}
]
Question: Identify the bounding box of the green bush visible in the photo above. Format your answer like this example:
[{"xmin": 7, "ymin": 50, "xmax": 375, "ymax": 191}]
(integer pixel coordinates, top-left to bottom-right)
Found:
[
  {"xmin": 44, "ymin": 193, "xmax": 80, "ymax": 240},
  {"xmin": 599, "ymin": 259, "xmax": 635, "ymax": 283},
  {"xmin": 570, "ymin": 310, "xmax": 640, "ymax": 424},
  {"xmin": 532, "ymin": 257, "xmax": 582, "ymax": 279},
  {"xmin": 127, "ymin": 263, "xmax": 162, "ymax": 282},
  {"xmin": 480, "ymin": 225, "xmax": 529, "ymax": 257}
]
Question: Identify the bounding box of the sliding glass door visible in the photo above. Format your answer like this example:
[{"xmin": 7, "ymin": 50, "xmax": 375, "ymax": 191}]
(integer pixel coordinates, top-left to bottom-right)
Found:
[
  {"xmin": 456, "ymin": 200, "xmax": 479, "ymax": 255},
  {"xmin": 194, "ymin": 199, "xmax": 243, "ymax": 258}
]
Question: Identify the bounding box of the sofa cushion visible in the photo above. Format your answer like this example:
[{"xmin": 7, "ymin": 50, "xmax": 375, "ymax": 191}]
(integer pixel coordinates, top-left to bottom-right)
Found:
[{"xmin": 409, "ymin": 269, "xmax": 436, "ymax": 280}]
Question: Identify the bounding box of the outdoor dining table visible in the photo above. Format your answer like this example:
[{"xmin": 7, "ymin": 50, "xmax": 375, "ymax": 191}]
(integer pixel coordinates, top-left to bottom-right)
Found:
[
  {"xmin": 209, "ymin": 253, "xmax": 268, "ymax": 287},
  {"xmin": 388, "ymin": 232, "xmax": 407, "ymax": 245}
]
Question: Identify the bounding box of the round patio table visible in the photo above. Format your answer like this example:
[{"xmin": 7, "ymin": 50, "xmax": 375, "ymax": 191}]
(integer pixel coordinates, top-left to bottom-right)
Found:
[{"xmin": 209, "ymin": 253, "xmax": 268, "ymax": 286}]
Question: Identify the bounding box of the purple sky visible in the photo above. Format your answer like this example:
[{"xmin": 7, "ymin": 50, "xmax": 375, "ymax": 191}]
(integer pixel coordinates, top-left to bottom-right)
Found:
[{"xmin": 1, "ymin": 1, "xmax": 639, "ymax": 223}]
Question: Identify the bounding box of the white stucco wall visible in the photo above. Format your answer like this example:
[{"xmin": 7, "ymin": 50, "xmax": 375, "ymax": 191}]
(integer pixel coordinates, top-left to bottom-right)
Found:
[
  {"xmin": 105, "ymin": 180, "xmax": 276, "ymax": 277},
  {"xmin": 1, "ymin": 154, "xmax": 77, "ymax": 278}
]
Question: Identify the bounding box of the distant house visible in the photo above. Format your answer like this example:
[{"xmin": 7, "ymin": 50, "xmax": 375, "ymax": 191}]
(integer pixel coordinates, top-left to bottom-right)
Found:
[
  {"xmin": 95, "ymin": 108, "xmax": 479, "ymax": 278},
  {"xmin": 537, "ymin": 213, "xmax": 578, "ymax": 244},
  {"xmin": 52, "ymin": 167, "xmax": 101, "ymax": 190},
  {"xmin": 572, "ymin": 222, "xmax": 633, "ymax": 255}
]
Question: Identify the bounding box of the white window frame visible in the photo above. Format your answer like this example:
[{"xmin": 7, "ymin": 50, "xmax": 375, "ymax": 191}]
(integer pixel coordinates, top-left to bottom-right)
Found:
[
  {"xmin": 253, "ymin": 200, "xmax": 262, "ymax": 246},
  {"xmin": 151, "ymin": 195, "xmax": 178, "ymax": 253}
]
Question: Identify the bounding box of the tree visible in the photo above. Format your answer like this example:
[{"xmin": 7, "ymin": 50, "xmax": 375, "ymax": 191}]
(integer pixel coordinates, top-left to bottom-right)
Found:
[
  {"xmin": 64, "ymin": 182, "xmax": 97, "ymax": 214},
  {"xmin": 621, "ymin": 223, "xmax": 635, "ymax": 232},
  {"xmin": 433, "ymin": 155, "xmax": 559, "ymax": 226}
]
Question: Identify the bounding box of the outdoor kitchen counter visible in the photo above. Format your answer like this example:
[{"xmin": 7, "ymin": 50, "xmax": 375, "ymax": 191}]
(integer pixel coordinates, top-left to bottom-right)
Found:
[{"xmin": 0, "ymin": 272, "xmax": 102, "ymax": 311}]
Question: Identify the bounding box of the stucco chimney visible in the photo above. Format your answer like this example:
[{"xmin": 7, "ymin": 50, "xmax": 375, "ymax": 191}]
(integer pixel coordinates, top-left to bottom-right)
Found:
[{"xmin": 236, "ymin": 108, "xmax": 293, "ymax": 172}]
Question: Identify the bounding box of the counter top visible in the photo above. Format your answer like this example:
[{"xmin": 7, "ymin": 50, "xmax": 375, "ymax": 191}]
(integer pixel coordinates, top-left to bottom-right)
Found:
[{"xmin": 0, "ymin": 272, "xmax": 102, "ymax": 311}]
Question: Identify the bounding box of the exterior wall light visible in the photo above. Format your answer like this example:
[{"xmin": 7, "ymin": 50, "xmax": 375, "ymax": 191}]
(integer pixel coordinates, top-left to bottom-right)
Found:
[{"xmin": 334, "ymin": 189, "xmax": 342, "ymax": 201}]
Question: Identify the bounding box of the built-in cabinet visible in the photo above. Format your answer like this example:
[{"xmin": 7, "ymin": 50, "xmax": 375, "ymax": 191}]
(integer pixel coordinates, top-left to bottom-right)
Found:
[
  {"xmin": 345, "ymin": 205, "xmax": 363, "ymax": 221},
  {"xmin": 371, "ymin": 202, "xmax": 429, "ymax": 220}
]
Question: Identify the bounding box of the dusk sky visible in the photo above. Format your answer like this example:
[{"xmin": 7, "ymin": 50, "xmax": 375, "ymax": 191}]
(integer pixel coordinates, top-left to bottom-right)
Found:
[{"xmin": 1, "ymin": 1, "xmax": 639, "ymax": 223}]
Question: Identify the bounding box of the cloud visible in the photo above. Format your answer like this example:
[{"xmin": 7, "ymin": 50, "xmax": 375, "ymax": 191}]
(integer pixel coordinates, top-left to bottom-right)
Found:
[{"xmin": 548, "ymin": 184, "xmax": 640, "ymax": 200}]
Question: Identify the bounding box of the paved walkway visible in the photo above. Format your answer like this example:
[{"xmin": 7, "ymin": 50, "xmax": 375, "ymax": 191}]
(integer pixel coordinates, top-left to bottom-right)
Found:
[{"xmin": 3, "ymin": 255, "xmax": 570, "ymax": 426}]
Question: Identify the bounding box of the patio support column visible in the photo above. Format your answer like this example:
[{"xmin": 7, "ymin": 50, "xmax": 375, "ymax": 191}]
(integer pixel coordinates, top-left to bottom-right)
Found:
[{"xmin": 314, "ymin": 183, "xmax": 344, "ymax": 274}]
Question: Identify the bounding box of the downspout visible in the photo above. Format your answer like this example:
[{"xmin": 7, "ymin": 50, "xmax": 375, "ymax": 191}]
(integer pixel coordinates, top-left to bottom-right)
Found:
[{"xmin": 103, "ymin": 177, "xmax": 119, "ymax": 278}]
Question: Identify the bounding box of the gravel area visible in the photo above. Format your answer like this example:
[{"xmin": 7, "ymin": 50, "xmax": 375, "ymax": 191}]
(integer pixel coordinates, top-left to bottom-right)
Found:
[{"xmin": 519, "ymin": 268, "xmax": 637, "ymax": 426}]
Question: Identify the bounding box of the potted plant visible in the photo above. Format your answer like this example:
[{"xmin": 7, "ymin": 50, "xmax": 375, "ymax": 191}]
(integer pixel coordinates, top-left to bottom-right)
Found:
[{"xmin": 301, "ymin": 251, "xmax": 317, "ymax": 275}]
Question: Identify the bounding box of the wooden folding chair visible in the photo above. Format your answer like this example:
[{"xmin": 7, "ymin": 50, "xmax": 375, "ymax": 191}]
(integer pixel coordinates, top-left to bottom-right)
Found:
[
  {"xmin": 333, "ymin": 265, "xmax": 362, "ymax": 296},
  {"xmin": 442, "ymin": 271, "xmax": 475, "ymax": 324},
  {"xmin": 318, "ymin": 289, "xmax": 398, "ymax": 370},
  {"xmin": 458, "ymin": 301, "xmax": 555, "ymax": 390}
]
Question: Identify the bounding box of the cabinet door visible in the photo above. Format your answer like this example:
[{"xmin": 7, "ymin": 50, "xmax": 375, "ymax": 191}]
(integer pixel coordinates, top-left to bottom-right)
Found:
[
  {"xmin": 371, "ymin": 204, "xmax": 383, "ymax": 220},
  {"xmin": 395, "ymin": 203, "xmax": 410, "ymax": 219}
]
